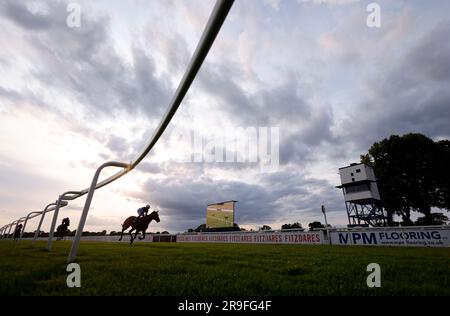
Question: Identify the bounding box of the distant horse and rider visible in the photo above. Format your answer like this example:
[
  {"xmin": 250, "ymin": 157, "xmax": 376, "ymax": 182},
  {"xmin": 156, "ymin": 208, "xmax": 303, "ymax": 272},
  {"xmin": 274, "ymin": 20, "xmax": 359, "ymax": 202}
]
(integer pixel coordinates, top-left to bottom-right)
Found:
[
  {"xmin": 119, "ymin": 204, "xmax": 160, "ymax": 245},
  {"xmin": 13, "ymin": 219, "xmax": 69, "ymax": 242},
  {"xmin": 13, "ymin": 224, "xmax": 23, "ymax": 241},
  {"xmin": 56, "ymin": 217, "xmax": 70, "ymax": 240},
  {"xmin": 10, "ymin": 205, "xmax": 159, "ymax": 245}
]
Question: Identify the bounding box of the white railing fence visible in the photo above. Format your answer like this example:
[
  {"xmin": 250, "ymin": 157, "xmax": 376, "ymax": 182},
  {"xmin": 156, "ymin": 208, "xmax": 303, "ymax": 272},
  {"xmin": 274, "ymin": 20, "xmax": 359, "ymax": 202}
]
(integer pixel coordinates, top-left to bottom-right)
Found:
[{"xmin": 0, "ymin": 0, "xmax": 235, "ymax": 263}]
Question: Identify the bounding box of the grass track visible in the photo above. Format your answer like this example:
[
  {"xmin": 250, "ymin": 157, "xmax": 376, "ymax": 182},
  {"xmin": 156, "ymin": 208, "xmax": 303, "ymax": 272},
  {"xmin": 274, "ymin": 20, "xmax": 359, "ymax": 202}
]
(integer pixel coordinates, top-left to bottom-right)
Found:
[{"xmin": 0, "ymin": 240, "xmax": 449, "ymax": 296}]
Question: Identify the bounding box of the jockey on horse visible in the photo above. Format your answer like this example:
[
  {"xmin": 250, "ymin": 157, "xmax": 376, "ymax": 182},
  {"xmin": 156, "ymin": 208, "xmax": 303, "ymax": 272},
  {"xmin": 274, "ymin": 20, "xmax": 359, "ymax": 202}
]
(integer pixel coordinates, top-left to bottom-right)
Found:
[
  {"xmin": 13, "ymin": 224, "xmax": 23, "ymax": 241},
  {"xmin": 119, "ymin": 204, "xmax": 160, "ymax": 244},
  {"xmin": 133, "ymin": 204, "xmax": 151, "ymax": 225},
  {"xmin": 137, "ymin": 204, "xmax": 151, "ymax": 220},
  {"xmin": 56, "ymin": 217, "xmax": 70, "ymax": 240}
]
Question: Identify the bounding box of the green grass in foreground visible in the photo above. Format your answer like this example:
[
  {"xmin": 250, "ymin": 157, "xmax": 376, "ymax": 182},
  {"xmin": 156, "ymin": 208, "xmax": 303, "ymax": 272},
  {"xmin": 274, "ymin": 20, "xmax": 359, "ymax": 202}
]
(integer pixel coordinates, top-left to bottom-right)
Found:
[{"xmin": 0, "ymin": 240, "xmax": 449, "ymax": 296}]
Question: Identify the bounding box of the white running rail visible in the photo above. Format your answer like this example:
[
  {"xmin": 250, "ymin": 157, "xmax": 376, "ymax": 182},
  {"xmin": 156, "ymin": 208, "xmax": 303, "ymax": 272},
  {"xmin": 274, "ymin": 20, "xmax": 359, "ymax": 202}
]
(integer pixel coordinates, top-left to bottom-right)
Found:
[{"xmin": 1, "ymin": 0, "xmax": 235, "ymax": 263}]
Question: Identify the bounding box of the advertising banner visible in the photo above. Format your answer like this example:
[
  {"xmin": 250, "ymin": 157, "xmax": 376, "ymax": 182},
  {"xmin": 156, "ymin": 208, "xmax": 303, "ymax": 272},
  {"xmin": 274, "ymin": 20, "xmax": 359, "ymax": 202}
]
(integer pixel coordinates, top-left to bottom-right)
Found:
[
  {"xmin": 330, "ymin": 228, "xmax": 450, "ymax": 247},
  {"xmin": 177, "ymin": 231, "xmax": 323, "ymax": 244}
]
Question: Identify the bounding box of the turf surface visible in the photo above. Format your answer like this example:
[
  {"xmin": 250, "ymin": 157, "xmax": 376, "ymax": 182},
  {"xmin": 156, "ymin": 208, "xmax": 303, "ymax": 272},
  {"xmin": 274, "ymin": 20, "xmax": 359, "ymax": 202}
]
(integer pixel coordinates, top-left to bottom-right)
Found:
[{"xmin": 0, "ymin": 240, "xmax": 449, "ymax": 295}]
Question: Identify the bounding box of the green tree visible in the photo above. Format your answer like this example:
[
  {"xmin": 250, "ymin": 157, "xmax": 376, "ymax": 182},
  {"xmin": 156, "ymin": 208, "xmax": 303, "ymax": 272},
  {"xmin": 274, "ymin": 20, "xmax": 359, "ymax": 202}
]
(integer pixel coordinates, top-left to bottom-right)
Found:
[
  {"xmin": 415, "ymin": 213, "xmax": 449, "ymax": 226},
  {"xmin": 281, "ymin": 222, "xmax": 303, "ymax": 230},
  {"xmin": 260, "ymin": 225, "xmax": 272, "ymax": 231},
  {"xmin": 195, "ymin": 224, "xmax": 206, "ymax": 232},
  {"xmin": 361, "ymin": 133, "xmax": 447, "ymax": 225},
  {"xmin": 308, "ymin": 221, "xmax": 324, "ymax": 230}
]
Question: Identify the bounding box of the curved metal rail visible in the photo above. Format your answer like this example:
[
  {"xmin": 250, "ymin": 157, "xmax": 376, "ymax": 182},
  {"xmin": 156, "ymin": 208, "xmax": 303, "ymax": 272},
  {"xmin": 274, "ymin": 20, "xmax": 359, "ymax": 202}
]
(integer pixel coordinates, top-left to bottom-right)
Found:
[
  {"xmin": 33, "ymin": 202, "xmax": 58, "ymax": 245},
  {"xmin": 18, "ymin": 211, "xmax": 44, "ymax": 244},
  {"xmin": 45, "ymin": 0, "xmax": 234, "ymax": 202},
  {"xmin": 1, "ymin": 0, "xmax": 234, "ymax": 262},
  {"xmin": 9, "ymin": 217, "xmax": 27, "ymax": 240},
  {"xmin": 4, "ymin": 220, "xmax": 18, "ymax": 239}
]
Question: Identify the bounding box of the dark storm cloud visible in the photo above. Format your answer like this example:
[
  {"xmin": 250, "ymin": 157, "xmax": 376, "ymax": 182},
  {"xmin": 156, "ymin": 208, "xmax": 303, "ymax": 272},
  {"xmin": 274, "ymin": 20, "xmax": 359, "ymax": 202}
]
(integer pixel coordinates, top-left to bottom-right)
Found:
[
  {"xmin": 0, "ymin": 162, "xmax": 66, "ymax": 211},
  {"xmin": 155, "ymin": 30, "xmax": 191, "ymax": 76},
  {"xmin": 2, "ymin": 1, "xmax": 52, "ymax": 30},
  {"xmin": 0, "ymin": 85, "xmax": 52, "ymax": 110},
  {"xmin": 0, "ymin": 0, "xmax": 177, "ymax": 160},
  {"xmin": 131, "ymin": 165, "xmax": 342, "ymax": 231},
  {"xmin": 280, "ymin": 108, "xmax": 335, "ymax": 164},
  {"xmin": 0, "ymin": 86, "xmax": 23, "ymax": 103},
  {"xmin": 105, "ymin": 135, "xmax": 129, "ymax": 158},
  {"xmin": 1, "ymin": 0, "xmax": 172, "ymax": 121},
  {"xmin": 138, "ymin": 162, "xmax": 163, "ymax": 174},
  {"xmin": 406, "ymin": 21, "xmax": 450, "ymax": 83},
  {"xmin": 197, "ymin": 64, "xmax": 337, "ymax": 165},
  {"xmin": 197, "ymin": 65, "xmax": 312, "ymax": 126},
  {"xmin": 346, "ymin": 21, "xmax": 450, "ymax": 151}
]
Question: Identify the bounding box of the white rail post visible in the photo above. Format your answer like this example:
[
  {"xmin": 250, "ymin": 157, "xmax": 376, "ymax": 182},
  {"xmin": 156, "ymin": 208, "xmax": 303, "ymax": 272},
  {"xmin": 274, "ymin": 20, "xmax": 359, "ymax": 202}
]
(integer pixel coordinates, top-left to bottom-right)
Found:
[
  {"xmin": 33, "ymin": 202, "xmax": 55, "ymax": 246},
  {"xmin": 19, "ymin": 212, "xmax": 33, "ymax": 243},
  {"xmin": 8, "ymin": 221, "xmax": 17, "ymax": 239},
  {"xmin": 13, "ymin": 221, "xmax": 19, "ymax": 240},
  {"xmin": 68, "ymin": 162, "xmax": 130, "ymax": 262},
  {"xmin": 19, "ymin": 211, "xmax": 42, "ymax": 244},
  {"xmin": 47, "ymin": 192, "xmax": 78, "ymax": 250},
  {"xmin": 5, "ymin": 224, "xmax": 11, "ymax": 238},
  {"xmin": 46, "ymin": 197, "xmax": 63, "ymax": 250}
]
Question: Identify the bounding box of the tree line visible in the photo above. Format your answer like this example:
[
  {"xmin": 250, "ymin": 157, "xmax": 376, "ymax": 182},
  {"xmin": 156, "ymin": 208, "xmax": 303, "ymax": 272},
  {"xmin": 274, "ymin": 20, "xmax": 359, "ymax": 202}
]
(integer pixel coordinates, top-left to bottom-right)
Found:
[{"xmin": 186, "ymin": 221, "xmax": 329, "ymax": 232}]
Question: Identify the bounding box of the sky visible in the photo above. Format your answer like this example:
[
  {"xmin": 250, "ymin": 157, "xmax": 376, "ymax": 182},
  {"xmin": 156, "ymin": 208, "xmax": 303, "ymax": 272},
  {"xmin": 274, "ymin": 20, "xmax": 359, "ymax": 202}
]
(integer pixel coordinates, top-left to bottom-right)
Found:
[{"xmin": 1, "ymin": 0, "xmax": 450, "ymax": 234}]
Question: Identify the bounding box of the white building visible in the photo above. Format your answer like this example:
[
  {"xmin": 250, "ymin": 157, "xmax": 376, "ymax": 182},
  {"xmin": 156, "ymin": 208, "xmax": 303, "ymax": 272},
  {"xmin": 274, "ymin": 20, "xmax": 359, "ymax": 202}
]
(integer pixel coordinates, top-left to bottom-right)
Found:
[{"xmin": 337, "ymin": 163, "xmax": 381, "ymax": 203}]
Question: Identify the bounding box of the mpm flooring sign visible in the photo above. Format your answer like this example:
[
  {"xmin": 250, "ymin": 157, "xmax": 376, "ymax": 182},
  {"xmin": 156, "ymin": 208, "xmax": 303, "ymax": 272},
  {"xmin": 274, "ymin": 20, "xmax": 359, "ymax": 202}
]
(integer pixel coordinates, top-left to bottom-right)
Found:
[{"xmin": 330, "ymin": 228, "xmax": 450, "ymax": 247}]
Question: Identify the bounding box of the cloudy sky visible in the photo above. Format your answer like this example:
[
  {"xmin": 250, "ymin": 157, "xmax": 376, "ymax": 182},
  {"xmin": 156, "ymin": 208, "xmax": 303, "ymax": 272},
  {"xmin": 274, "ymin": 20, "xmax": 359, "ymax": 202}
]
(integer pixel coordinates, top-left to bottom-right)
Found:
[{"xmin": 1, "ymin": 0, "xmax": 449, "ymax": 234}]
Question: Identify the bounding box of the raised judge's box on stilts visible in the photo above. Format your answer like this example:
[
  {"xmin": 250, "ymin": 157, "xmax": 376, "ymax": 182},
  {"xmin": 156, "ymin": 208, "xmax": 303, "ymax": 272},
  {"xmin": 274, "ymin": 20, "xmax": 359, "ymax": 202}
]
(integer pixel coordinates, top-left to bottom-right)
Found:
[{"xmin": 336, "ymin": 163, "xmax": 387, "ymax": 227}]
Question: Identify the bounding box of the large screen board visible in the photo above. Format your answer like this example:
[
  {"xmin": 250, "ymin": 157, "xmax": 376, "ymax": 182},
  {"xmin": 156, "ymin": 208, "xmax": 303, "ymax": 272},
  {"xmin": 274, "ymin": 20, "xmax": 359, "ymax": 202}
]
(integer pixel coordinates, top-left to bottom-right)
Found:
[{"xmin": 206, "ymin": 201, "xmax": 236, "ymax": 228}]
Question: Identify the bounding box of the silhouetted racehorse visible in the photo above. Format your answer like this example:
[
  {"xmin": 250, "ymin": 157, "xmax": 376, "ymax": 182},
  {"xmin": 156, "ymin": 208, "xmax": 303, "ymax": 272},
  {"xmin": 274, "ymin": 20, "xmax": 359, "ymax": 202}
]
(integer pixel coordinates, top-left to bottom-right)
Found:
[
  {"xmin": 13, "ymin": 224, "xmax": 23, "ymax": 241},
  {"xmin": 119, "ymin": 211, "xmax": 160, "ymax": 245},
  {"xmin": 56, "ymin": 217, "xmax": 70, "ymax": 240}
]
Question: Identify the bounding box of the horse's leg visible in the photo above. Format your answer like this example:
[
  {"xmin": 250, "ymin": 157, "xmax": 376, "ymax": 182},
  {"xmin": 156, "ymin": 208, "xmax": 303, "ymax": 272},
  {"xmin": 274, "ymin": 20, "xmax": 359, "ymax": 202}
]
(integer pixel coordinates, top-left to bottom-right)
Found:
[
  {"xmin": 118, "ymin": 226, "xmax": 126, "ymax": 241},
  {"xmin": 133, "ymin": 229, "xmax": 139, "ymax": 241},
  {"xmin": 134, "ymin": 230, "xmax": 141, "ymax": 243},
  {"xmin": 129, "ymin": 228, "xmax": 136, "ymax": 245},
  {"xmin": 139, "ymin": 230, "xmax": 146, "ymax": 240}
]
